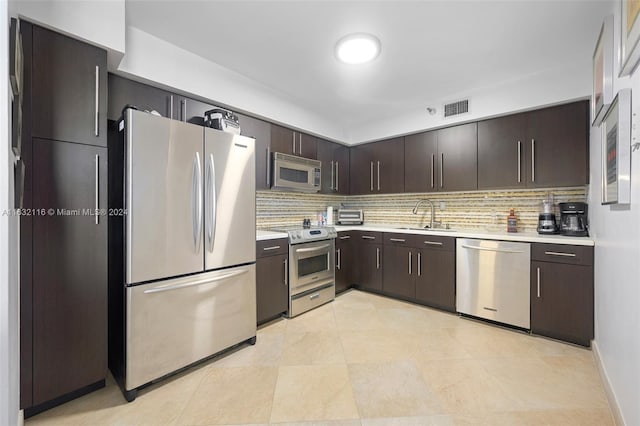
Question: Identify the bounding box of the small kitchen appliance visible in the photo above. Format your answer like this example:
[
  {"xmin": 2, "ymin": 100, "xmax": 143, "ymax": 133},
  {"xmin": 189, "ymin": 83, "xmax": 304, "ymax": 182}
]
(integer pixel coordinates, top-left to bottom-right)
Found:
[
  {"xmin": 537, "ymin": 194, "xmax": 558, "ymax": 234},
  {"xmin": 337, "ymin": 209, "xmax": 364, "ymax": 225},
  {"xmin": 204, "ymin": 108, "xmax": 241, "ymax": 134},
  {"xmin": 559, "ymin": 202, "xmax": 589, "ymax": 237},
  {"xmin": 271, "ymin": 152, "xmax": 321, "ymax": 193},
  {"xmin": 271, "ymin": 225, "xmax": 337, "ymax": 317}
]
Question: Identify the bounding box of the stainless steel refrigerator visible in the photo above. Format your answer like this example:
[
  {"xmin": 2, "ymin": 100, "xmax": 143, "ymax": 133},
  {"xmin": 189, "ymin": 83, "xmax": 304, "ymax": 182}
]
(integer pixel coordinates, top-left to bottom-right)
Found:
[{"xmin": 109, "ymin": 109, "xmax": 256, "ymax": 401}]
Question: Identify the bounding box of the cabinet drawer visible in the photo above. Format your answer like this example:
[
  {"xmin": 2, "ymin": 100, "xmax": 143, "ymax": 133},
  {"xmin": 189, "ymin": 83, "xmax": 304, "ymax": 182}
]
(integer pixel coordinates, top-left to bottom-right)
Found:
[
  {"xmin": 354, "ymin": 231, "xmax": 383, "ymax": 244},
  {"xmin": 337, "ymin": 232, "xmax": 353, "ymax": 242},
  {"xmin": 384, "ymin": 233, "xmax": 413, "ymax": 246},
  {"xmin": 256, "ymin": 238, "xmax": 289, "ymax": 258},
  {"xmin": 531, "ymin": 243, "xmax": 593, "ymax": 266},
  {"xmin": 414, "ymin": 235, "xmax": 455, "ymax": 251}
]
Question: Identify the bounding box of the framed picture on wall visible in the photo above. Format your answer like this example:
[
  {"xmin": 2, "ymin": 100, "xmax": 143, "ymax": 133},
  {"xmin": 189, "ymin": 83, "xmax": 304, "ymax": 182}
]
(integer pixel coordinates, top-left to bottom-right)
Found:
[
  {"xmin": 593, "ymin": 15, "xmax": 614, "ymax": 126},
  {"xmin": 601, "ymin": 89, "xmax": 632, "ymax": 205},
  {"xmin": 620, "ymin": 0, "xmax": 640, "ymax": 75}
]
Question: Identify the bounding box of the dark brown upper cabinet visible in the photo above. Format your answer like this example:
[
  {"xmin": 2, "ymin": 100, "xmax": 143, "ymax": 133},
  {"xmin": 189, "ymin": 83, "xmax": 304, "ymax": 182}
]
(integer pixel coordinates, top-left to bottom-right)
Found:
[
  {"xmin": 437, "ymin": 123, "xmax": 478, "ymax": 192},
  {"xmin": 238, "ymin": 114, "xmax": 272, "ymax": 191},
  {"xmin": 404, "ymin": 131, "xmax": 438, "ymax": 193},
  {"xmin": 525, "ymin": 101, "xmax": 589, "ymax": 188},
  {"xmin": 478, "ymin": 101, "xmax": 589, "ymax": 190},
  {"xmin": 478, "ymin": 113, "xmax": 527, "ymax": 190},
  {"xmin": 270, "ymin": 124, "xmax": 317, "ymax": 159},
  {"xmin": 405, "ymin": 124, "xmax": 477, "ymax": 193},
  {"xmin": 107, "ymin": 74, "xmax": 173, "ymax": 121},
  {"xmin": 350, "ymin": 137, "xmax": 404, "ymax": 194},
  {"xmin": 32, "ymin": 25, "xmax": 107, "ymax": 147},
  {"xmin": 317, "ymin": 139, "xmax": 350, "ymax": 195}
]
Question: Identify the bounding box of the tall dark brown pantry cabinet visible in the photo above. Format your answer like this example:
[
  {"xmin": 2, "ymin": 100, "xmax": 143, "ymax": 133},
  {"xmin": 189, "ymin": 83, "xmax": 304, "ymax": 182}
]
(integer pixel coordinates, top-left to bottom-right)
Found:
[{"xmin": 20, "ymin": 21, "xmax": 108, "ymax": 416}]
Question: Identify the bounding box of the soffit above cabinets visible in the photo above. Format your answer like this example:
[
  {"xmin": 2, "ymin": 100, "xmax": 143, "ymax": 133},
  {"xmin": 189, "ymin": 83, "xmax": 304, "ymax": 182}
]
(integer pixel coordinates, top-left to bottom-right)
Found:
[{"xmin": 125, "ymin": 1, "xmax": 610, "ymax": 143}]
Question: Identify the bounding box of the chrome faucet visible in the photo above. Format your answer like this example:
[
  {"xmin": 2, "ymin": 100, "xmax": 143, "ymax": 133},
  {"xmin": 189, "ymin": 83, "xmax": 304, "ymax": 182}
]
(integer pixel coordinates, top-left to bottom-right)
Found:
[{"xmin": 412, "ymin": 199, "xmax": 435, "ymax": 229}]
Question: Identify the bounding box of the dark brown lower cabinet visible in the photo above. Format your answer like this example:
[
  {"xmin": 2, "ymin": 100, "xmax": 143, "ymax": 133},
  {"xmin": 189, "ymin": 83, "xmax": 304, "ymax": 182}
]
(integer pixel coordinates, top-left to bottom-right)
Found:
[
  {"xmin": 256, "ymin": 239, "xmax": 289, "ymax": 324},
  {"xmin": 382, "ymin": 244, "xmax": 416, "ymax": 299},
  {"xmin": 415, "ymin": 247, "xmax": 456, "ymax": 312},
  {"xmin": 335, "ymin": 233, "xmax": 353, "ymax": 293},
  {"xmin": 27, "ymin": 138, "xmax": 108, "ymax": 411},
  {"xmin": 530, "ymin": 260, "xmax": 594, "ymax": 347},
  {"xmin": 351, "ymin": 232, "xmax": 383, "ymax": 292}
]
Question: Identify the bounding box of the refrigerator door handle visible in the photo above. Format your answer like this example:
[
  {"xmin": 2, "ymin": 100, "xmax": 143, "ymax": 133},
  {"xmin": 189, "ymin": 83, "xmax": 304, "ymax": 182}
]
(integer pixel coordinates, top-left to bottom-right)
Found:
[
  {"xmin": 192, "ymin": 152, "xmax": 203, "ymax": 253},
  {"xmin": 207, "ymin": 153, "xmax": 217, "ymax": 252},
  {"xmin": 143, "ymin": 268, "xmax": 250, "ymax": 294}
]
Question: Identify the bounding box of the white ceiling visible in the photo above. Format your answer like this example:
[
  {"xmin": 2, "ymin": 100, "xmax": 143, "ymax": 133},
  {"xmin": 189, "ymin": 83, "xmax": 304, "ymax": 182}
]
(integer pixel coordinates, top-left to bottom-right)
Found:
[{"xmin": 126, "ymin": 0, "xmax": 611, "ymax": 133}]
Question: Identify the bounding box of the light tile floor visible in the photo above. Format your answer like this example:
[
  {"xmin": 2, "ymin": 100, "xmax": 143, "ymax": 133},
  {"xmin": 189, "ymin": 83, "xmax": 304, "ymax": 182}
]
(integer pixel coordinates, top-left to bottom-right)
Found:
[{"xmin": 27, "ymin": 290, "xmax": 614, "ymax": 426}]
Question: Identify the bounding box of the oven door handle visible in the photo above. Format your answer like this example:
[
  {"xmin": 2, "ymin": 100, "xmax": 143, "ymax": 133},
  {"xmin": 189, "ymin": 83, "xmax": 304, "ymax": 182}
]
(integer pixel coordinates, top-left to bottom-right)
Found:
[{"xmin": 295, "ymin": 244, "xmax": 331, "ymax": 253}]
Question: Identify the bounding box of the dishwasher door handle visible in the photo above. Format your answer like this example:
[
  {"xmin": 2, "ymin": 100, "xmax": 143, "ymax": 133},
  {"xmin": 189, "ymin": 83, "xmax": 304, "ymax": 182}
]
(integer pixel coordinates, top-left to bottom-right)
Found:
[{"xmin": 460, "ymin": 244, "xmax": 525, "ymax": 254}]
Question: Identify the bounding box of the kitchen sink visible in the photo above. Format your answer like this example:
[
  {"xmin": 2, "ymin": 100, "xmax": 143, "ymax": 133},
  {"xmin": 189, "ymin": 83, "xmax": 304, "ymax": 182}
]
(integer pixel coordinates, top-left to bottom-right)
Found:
[{"xmin": 395, "ymin": 226, "xmax": 456, "ymax": 232}]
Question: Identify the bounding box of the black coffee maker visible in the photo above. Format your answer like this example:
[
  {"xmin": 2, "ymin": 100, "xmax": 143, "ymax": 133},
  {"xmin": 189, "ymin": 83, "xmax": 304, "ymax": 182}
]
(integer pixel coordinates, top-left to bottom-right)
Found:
[{"xmin": 559, "ymin": 202, "xmax": 589, "ymax": 237}]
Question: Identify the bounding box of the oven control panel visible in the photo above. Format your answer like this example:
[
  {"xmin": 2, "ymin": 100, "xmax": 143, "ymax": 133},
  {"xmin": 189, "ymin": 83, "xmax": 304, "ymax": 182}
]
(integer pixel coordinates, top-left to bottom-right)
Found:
[{"xmin": 290, "ymin": 227, "xmax": 337, "ymax": 243}]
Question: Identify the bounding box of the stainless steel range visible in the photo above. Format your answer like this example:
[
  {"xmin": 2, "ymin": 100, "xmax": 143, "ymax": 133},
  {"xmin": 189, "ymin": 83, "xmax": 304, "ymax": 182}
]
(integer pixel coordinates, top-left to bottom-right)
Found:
[{"xmin": 272, "ymin": 226, "xmax": 337, "ymax": 317}]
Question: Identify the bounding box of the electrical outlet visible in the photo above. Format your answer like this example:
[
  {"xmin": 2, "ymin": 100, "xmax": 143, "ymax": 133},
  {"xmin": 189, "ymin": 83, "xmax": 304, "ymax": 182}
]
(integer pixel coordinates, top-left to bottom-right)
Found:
[{"xmin": 440, "ymin": 201, "xmax": 446, "ymax": 210}]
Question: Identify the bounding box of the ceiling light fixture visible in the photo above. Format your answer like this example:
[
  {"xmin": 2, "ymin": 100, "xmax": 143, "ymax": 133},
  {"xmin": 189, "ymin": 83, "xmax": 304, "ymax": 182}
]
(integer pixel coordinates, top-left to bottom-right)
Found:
[{"xmin": 335, "ymin": 33, "xmax": 381, "ymax": 64}]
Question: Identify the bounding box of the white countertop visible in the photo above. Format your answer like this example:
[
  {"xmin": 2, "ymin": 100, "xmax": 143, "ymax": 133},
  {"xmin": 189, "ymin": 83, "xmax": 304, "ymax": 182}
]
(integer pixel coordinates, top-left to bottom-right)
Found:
[
  {"xmin": 331, "ymin": 224, "xmax": 594, "ymax": 246},
  {"xmin": 256, "ymin": 230, "xmax": 289, "ymax": 241}
]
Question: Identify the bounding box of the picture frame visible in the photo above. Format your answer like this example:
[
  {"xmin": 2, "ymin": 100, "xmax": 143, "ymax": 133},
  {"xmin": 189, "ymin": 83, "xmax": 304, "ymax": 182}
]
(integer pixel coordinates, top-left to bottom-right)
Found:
[
  {"xmin": 593, "ymin": 15, "xmax": 614, "ymax": 126},
  {"xmin": 620, "ymin": 0, "xmax": 640, "ymax": 76},
  {"xmin": 601, "ymin": 89, "xmax": 632, "ymax": 205}
]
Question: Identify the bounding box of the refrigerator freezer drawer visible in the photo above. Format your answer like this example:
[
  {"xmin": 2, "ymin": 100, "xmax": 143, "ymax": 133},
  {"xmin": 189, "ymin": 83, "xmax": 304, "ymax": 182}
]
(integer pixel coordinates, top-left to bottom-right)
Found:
[
  {"xmin": 125, "ymin": 264, "xmax": 256, "ymax": 390},
  {"xmin": 456, "ymin": 239, "xmax": 530, "ymax": 329}
]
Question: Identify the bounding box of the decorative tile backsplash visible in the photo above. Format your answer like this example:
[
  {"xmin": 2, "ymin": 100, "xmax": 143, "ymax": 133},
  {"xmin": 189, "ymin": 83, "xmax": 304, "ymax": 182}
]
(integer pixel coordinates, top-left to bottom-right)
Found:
[{"xmin": 256, "ymin": 187, "xmax": 587, "ymax": 232}]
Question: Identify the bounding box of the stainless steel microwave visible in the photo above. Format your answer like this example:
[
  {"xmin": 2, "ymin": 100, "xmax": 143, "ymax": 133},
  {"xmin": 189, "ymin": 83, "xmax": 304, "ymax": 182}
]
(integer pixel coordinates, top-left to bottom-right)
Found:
[{"xmin": 271, "ymin": 152, "xmax": 321, "ymax": 192}]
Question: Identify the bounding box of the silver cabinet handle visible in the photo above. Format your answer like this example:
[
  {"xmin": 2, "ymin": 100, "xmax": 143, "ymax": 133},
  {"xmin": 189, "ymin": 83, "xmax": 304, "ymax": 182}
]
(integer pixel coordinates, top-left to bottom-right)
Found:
[
  {"xmin": 440, "ymin": 153, "xmax": 444, "ymax": 188},
  {"xmin": 544, "ymin": 251, "xmax": 577, "ymax": 257},
  {"xmin": 284, "ymin": 259, "xmax": 288, "ymax": 286},
  {"xmin": 390, "ymin": 238, "xmax": 406, "ymax": 242},
  {"xmin": 431, "ymin": 154, "xmax": 435, "ymax": 188},
  {"xmin": 418, "ymin": 252, "xmax": 421, "ymax": 276},
  {"xmin": 170, "ymin": 95, "xmax": 174, "ymax": 119},
  {"xmin": 207, "ymin": 153, "xmax": 215, "ymax": 252},
  {"xmin": 370, "ymin": 161, "xmax": 374, "ymax": 191},
  {"xmin": 461, "ymin": 244, "xmax": 524, "ymax": 254},
  {"xmin": 262, "ymin": 245, "xmax": 281, "ymax": 251},
  {"xmin": 295, "ymin": 244, "xmax": 330, "ymax": 253},
  {"xmin": 377, "ymin": 161, "xmax": 381, "ymax": 191},
  {"xmin": 309, "ymin": 293, "xmax": 320, "ymax": 300},
  {"xmin": 181, "ymin": 99, "xmax": 187, "ymax": 122},
  {"xmin": 517, "ymin": 141, "xmax": 522, "ymax": 183},
  {"xmin": 424, "ymin": 241, "xmax": 443, "ymax": 246},
  {"xmin": 361, "ymin": 235, "xmax": 376, "ymax": 240},
  {"xmin": 376, "ymin": 247, "xmax": 380, "ymax": 269},
  {"xmin": 299, "ymin": 133, "xmax": 302, "ymax": 155},
  {"xmin": 335, "ymin": 161, "xmax": 339, "ymax": 192},
  {"xmin": 337, "ymin": 248, "xmax": 341, "ymax": 270},
  {"xmin": 95, "ymin": 154, "xmax": 99, "ymax": 224},
  {"xmin": 536, "ymin": 267, "xmax": 541, "ymax": 298},
  {"xmin": 330, "ymin": 160, "xmax": 335, "ymax": 190},
  {"xmin": 144, "ymin": 269, "xmax": 249, "ymax": 294},
  {"xmin": 408, "ymin": 251, "xmax": 412, "ymax": 275},
  {"xmin": 292, "ymin": 132, "xmax": 296, "ymax": 154},
  {"xmin": 266, "ymin": 146, "xmax": 271, "ymax": 187},
  {"xmin": 94, "ymin": 66, "xmax": 99, "ymax": 137},
  {"xmin": 339, "ymin": 235, "xmax": 351, "ymax": 240},
  {"xmin": 531, "ymin": 139, "xmax": 535, "ymax": 182}
]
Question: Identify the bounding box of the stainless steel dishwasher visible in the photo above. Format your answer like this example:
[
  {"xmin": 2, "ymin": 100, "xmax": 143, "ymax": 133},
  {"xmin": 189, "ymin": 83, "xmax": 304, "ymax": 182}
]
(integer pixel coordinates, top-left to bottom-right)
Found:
[{"xmin": 456, "ymin": 239, "xmax": 531, "ymax": 329}]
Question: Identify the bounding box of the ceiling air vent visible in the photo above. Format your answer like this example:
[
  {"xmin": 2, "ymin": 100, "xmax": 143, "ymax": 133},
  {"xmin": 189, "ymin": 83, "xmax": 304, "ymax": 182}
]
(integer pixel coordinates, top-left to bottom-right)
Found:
[{"xmin": 443, "ymin": 99, "xmax": 469, "ymax": 118}]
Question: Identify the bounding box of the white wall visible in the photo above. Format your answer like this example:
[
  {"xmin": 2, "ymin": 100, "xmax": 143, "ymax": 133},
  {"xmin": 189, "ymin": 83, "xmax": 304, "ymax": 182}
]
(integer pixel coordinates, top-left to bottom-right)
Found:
[
  {"xmin": 1, "ymin": 1, "xmax": 20, "ymax": 425},
  {"xmin": 347, "ymin": 58, "xmax": 591, "ymax": 143},
  {"xmin": 117, "ymin": 26, "xmax": 348, "ymax": 142},
  {"xmin": 9, "ymin": 0, "xmax": 125, "ymax": 68},
  {"xmin": 589, "ymin": 6, "xmax": 640, "ymax": 426}
]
